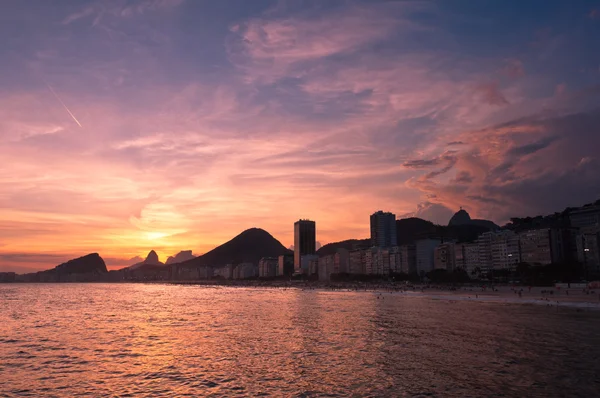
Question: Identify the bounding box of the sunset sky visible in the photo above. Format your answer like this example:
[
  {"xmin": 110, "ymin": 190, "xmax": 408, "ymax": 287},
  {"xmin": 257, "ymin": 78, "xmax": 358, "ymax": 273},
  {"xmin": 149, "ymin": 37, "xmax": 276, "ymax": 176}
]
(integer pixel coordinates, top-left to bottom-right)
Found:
[{"xmin": 1, "ymin": 0, "xmax": 600, "ymax": 271}]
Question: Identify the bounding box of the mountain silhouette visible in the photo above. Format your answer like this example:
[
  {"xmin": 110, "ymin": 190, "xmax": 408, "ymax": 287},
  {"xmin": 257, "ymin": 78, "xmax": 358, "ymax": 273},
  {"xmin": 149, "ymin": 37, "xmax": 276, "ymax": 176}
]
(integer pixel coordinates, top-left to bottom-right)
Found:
[
  {"xmin": 180, "ymin": 228, "xmax": 291, "ymax": 267},
  {"xmin": 17, "ymin": 253, "xmax": 108, "ymax": 280},
  {"xmin": 125, "ymin": 250, "xmax": 165, "ymax": 270},
  {"xmin": 54, "ymin": 253, "xmax": 107, "ymax": 274},
  {"xmin": 166, "ymin": 250, "xmax": 196, "ymax": 265},
  {"xmin": 396, "ymin": 217, "xmax": 438, "ymax": 245},
  {"xmin": 448, "ymin": 209, "xmax": 498, "ymax": 230},
  {"xmin": 317, "ymin": 238, "xmax": 371, "ymax": 256}
]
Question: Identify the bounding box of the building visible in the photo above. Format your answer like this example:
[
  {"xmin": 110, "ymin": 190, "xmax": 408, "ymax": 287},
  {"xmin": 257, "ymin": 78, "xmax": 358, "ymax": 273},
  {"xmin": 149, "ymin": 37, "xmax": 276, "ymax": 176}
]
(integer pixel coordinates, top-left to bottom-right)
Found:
[
  {"xmin": 278, "ymin": 254, "xmax": 294, "ymax": 277},
  {"xmin": 300, "ymin": 254, "xmax": 319, "ymax": 275},
  {"xmin": 294, "ymin": 219, "xmax": 316, "ymax": 272},
  {"xmin": 455, "ymin": 242, "xmax": 479, "ymax": 276},
  {"xmin": 576, "ymin": 231, "xmax": 600, "ymax": 278},
  {"xmin": 519, "ymin": 228, "xmax": 567, "ymax": 265},
  {"xmin": 387, "ymin": 246, "xmax": 401, "ymax": 274},
  {"xmin": 570, "ymin": 204, "xmax": 600, "ymax": 232},
  {"xmin": 333, "ymin": 249, "xmax": 349, "ymax": 274},
  {"xmin": 570, "ymin": 204, "xmax": 600, "ymax": 276},
  {"xmin": 365, "ymin": 247, "xmax": 386, "ymax": 275},
  {"xmin": 370, "ymin": 211, "xmax": 397, "ymax": 247},
  {"xmin": 490, "ymin": 231, "xmax": 520, "ymax": 271},
  {"xmin": 233, "ymin": 263, "xmax": 257, "ymax": 279},
  {"xmin": 0, "ymin": 272, "xmax": 16, "ymax": 282},
  {"xmin": 258, "ymin": 257, "xmax": 279, "ymax": 278},
  {"xmin": 213, "ymin": 264, "xmax": 233, "ymax": 279},
  {"xmin": 308, "ymin": 257, "xmax": 319, "ymax": 275},
  {"xmin": 349, "ymin": 249, "xmax": 366, "ymax": 274},
  {"xmin": 399, "ymin": 244, "xmax": 416, "ymax": 274},
  {"xmin": 415, "ymin": 239, "xmax": 441, "ymax": 274},
  {"xmin": 318, "ymin": 255, "xmax": 335, "ymax": 281},
  {"xmin": 434, "ymin": 243, "xmax": 456, "ymax": 271},
  {"xmin": 477, "ymin": 232, "xmax": 494, "ymax": 272}
]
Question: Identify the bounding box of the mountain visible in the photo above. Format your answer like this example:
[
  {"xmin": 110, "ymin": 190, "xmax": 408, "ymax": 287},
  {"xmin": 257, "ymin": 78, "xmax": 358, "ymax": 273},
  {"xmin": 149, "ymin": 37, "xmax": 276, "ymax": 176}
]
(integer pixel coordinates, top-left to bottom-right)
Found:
[
  {"xmin": 53, "ymin": 253, "xmax": 107, "ymax": 274},
  {"xmin": 396, "ymin": 217, "xmax": 438, "ymax": 245},
  {"xmin": 180, "ymin": 228, "xmax": 291, "ymax": 267},
  {"xmin": 166, "ymin": 250, "xmax": 196, "ymax": 265},
  {"xmin": 126, "ymin": 250, "xmax": 165, "ymax": 270},
  {"xmin": 317, "ymin": 238, "xmax": 371, "ymax": 256},
  {"xmin": 448, "ymin": 209, "xmax": 498, "ymax": 230},
  {"xmin": 16, "ymin": 253, "xmax": 108, "ymax": 281}
]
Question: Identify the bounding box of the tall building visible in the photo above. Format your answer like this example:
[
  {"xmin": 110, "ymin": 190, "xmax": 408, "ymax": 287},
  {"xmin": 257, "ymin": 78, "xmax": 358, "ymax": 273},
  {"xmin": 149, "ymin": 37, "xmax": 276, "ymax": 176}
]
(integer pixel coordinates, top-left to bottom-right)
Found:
[
  {"xmin": 569, "ymin": 204, "xmax": 600, "ymax": 232},
  {"xmin": 434, "ymin": 243, "xmax": 456, "ymax": 271},
  {"xmin": 490, "ymin": 231, "xmax": 520, "ymax": 271},
  {"xmin": 349, "ymin": 249, "xmax": 366, "ymax": 274},
  {"xmin": 399, "ymin": 244, "xmax": 417, "ymax": 274},
  {"xmin": 519, "ymin": 228, "xmax": 569, "ymax": 265},
  {"xmin": 416, "ymin": 239, "xmax": 441, "ymax": 274},
  {"xmin": 258, "ymin": 257, "xmax": 278, "ymax": 278},
  {"xmin": 278, "ymin": 254, "xmax": 294, "ymax": 277},
  {"xmin": 455, "ymin": 242, "xmax": 479, "ymax": 276},
  {"xmin": 370, "ymin": 211, "xmax": 397, "ymax": 247},
  {"xmin": 570, "ymin": 204, "xmax": 600, "ymax": 276},
  {"xmin": 294, "ymin": 219, "xmax": 316, "ymax": 272}
]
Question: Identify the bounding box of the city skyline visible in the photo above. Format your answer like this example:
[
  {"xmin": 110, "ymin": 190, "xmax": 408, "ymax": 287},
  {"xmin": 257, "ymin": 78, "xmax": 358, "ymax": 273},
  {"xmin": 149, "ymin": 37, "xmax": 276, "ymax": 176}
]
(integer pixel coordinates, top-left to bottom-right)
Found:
[{"xmin": 1, "ymin": 0, "xmax": 600, "ymax": 270}]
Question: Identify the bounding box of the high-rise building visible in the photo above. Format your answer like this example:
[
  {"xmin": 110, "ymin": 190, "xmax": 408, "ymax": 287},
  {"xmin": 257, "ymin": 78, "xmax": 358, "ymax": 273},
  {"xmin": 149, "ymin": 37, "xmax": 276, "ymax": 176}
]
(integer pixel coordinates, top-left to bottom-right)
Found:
[
  {"xmin": 370, "ymin": 211, "xmax": 397, "ymax": 247},
  {"xmin": 278, "ymin": 254, "xmax": 294, "ymax": 277},
  {"xmin": 490, "ymin": 231, "xmax": 520, "ymax": 271},
  {"xmin": 258, "ymin": 257, "xmax": 278, "ymax": 278},
  {"xmin": 294, "ymin": 219, "xmax": 316, "ymax": 272},
  {"xmin": 415, "ymin": 239, "xmax": 441, "ymax": 274},
  {"xmin": 434, "ymin": 243, "xmax": 456, "ymax": 271},
  {"xmin": 399, "ymin": 244, "xmax": 416, "ymax": 274}
]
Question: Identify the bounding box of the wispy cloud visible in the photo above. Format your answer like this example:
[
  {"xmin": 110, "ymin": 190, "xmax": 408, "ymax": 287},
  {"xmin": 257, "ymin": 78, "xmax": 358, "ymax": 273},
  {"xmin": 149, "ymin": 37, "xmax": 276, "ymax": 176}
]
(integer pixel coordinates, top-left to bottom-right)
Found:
[{"xmin": 1, "ymin": 0, "xmax": 599, "ymax": 268}]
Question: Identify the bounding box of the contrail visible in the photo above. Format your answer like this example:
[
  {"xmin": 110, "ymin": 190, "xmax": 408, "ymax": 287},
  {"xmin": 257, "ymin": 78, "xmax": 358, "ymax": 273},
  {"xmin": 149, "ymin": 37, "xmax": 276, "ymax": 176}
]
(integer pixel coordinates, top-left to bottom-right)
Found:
[{"xmin": 46, "ymin": 83, "xmax": 83, "ymax": 128}]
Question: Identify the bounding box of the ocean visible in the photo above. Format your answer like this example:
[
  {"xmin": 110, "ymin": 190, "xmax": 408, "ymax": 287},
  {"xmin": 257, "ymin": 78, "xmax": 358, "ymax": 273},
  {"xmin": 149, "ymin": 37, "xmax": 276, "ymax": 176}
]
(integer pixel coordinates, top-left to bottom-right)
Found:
[{"xmin": 1, "ymin": 283, "xmax": 599, "ymax": 397}]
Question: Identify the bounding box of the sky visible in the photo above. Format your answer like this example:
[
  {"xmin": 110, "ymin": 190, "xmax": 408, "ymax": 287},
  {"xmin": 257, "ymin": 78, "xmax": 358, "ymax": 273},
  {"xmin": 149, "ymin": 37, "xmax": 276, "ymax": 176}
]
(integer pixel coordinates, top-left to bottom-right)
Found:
[{"xmin": 1, "ymin": 0, "xmax": 600, "ymax": 271}]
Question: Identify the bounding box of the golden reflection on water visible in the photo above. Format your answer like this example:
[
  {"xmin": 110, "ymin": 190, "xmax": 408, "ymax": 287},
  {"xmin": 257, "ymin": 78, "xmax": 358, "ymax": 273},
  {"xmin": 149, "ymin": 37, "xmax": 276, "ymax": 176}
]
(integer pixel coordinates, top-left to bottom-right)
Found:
[{"xmin": 1, "ymin": 284, "xmax": 600, "ymax": 396}]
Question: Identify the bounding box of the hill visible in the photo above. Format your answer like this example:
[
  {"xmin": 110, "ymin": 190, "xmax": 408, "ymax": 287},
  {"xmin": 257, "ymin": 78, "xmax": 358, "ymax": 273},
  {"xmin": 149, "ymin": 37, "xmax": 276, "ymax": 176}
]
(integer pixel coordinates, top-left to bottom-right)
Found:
[
  {"xmin": 317, "ymin": 238, "xmax": 370, "ymax": 256},
  {"xmin": 125, "ymin": 250, "xmax": 165, "ymax": 270},
  {"xmin": 16, "ymin": 253, "xmax": 108, "ymax": 282},
  {"xmin": 53, "ymin": 253, "xmax": 107, "ymax": 273},
  {"xmin": 180, "ymin": 228, "xmax": 291, "ymax": 267},
  {"xmin": 396, "ymin": 217, "xmax": 438, "ymax": 245},
  {"xmin": 166, "ymin": 250, "xmax": 196, "ymax": 265}
]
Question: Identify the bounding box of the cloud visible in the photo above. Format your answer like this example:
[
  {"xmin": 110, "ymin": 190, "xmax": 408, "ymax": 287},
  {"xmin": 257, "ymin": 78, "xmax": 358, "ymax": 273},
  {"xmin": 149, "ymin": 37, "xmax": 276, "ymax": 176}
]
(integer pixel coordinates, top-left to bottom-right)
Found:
[
  {"xmin": 404, "ymin": 201, "xmax": 455, "ymax": 225},
  {"xmin": 228, "ymin": 2, "xmax": 432, "ymax": 83},
  {"xmin": 505, "ymin": 135, "xmax": 557, "ymax": 157},
  {"xmin": 62, "ymin": 0, "xmax": 185, "ymax": 26},
  {"xmin": 406, "ymin": 108, "xmax": 600, "ymax": 223},
  {"xmin": 474, "ymin": 81, "xmax": 509, "ymax": 106},
  {"xmin": 403, "ymin": 158, "xmax": 442, "ymax": 168},
  {"xmin": 453, "ymin": 171, "xmax": 473, "ymax": 184},
  {"xmin": 501, "ymin": 59, "xmax": 525, "ymax": 79}
]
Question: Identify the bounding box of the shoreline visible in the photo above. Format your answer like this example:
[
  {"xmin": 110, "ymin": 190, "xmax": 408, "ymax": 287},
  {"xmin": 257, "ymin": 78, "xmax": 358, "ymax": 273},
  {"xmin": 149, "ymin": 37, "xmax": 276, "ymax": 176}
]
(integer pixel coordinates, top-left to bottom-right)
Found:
[{"xmin": 162, "ymin": 280, "xmax": 600, "ymax": 310}]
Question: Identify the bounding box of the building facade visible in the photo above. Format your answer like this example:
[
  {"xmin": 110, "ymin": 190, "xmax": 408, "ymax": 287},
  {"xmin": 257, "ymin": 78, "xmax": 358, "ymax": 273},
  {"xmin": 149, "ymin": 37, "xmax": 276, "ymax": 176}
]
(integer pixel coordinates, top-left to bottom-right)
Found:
[
  {"xmin": 434, "ymin": 243, "xmax": 456, "ymax": 271},
  {"xmin": 370, "ymin": 211, "xmax": 397, "ymax": 247},
  {"xmin": 278, "ymin": 254, "xmax": 294, "ymax": 277},
  {"xmin": 490, "ymin": 231, "xmax": 520, "ymax": 271},
  {"xmin": 294, "ymin": 219, "xmax": 316, "ymax": 272},
  {"xmin": 258, "ymin": 257, "xmax": 279, "ymax": 278},
  {"xmin": 415, "ymin": 239, "xmax": 441, "ymax": 275},
  {"xmin": 349, "ymin": 249, "xmax": 366, "ymax": 274},
  {"xmin": 233, "ymin": 263, "xmax": 257, "ymax": 279},
  {"xmin": 399, "ymin": 244, "xmax": 416, "ymax": 274}
]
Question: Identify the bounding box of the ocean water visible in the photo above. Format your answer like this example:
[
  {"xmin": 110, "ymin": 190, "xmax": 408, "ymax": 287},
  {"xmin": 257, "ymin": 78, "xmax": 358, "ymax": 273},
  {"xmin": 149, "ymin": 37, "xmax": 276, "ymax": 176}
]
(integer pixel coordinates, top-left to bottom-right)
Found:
[{"xmin": 1, "ymin": 284, "xmax": 599, "ymax": 397}]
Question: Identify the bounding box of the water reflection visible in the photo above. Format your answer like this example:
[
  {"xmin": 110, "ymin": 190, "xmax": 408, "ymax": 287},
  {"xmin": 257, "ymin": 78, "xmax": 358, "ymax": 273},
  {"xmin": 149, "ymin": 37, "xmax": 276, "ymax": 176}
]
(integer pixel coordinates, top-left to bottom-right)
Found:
[{"xmin": 1, "ymin": 284, "xmax": 600, "ymax": 397}]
